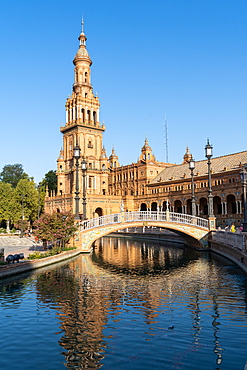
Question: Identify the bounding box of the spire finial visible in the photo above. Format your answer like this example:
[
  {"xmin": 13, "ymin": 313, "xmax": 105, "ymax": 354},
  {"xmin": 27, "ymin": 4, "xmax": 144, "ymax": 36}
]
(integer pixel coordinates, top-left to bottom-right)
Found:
[{"xmin": 81, "ymin": 15, "xmax": 84, "ymax": 34}]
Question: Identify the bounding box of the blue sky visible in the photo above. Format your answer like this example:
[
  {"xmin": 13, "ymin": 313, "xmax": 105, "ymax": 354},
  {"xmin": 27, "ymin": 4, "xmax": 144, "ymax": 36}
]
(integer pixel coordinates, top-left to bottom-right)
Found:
[{"xmin": 0, "ymin": 0, "xmax": 247, "ymax": 183}]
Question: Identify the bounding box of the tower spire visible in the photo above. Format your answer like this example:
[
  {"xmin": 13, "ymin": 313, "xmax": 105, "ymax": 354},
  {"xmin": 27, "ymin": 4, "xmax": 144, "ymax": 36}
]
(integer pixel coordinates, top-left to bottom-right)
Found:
[{"xmin": 81, "ymin": 15, "xmax": 85, "ymax": 34}]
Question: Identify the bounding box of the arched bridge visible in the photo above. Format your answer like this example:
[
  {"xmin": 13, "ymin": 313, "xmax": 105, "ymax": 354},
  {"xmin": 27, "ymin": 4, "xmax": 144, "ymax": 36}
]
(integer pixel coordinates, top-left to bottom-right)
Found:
[{"xmin": 75, "ymin": 211, "xmax": 211, "ymax": 252}]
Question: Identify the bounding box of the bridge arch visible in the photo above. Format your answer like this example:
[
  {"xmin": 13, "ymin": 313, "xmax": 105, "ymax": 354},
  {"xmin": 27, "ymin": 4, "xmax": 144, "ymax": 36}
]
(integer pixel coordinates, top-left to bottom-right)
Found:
[{"xmin": 77, "ymin": 211, "xmax": 210, "ymax": 253}]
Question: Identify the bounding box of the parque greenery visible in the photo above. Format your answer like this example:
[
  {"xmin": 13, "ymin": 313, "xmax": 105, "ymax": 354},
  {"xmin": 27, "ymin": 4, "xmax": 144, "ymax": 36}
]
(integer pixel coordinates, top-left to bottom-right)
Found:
[
  {"xmin": 0, "ymin": 163, "xmax": 57, "ymax": 232},
  {"xmin": 0, "ymin": 164, "xmax": 78, "ymax": 251}
]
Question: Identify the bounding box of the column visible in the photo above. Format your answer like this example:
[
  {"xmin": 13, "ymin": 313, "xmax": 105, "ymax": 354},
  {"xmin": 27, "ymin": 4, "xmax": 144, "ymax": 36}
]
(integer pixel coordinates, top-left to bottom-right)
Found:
[
  {"xmin": 73, "ymin": 105, "xmax": 76, "ymax": 121},
  {"xmin": 221, "ymin": 202, "xmax": 224, "ymax": 214},
  {"xmin": 224, "ymin": 202, "xmax": 227, "ymax": 215},
  {"xmin": 239, "ymin": 200, "xmax": 242, "ymax": 214}
]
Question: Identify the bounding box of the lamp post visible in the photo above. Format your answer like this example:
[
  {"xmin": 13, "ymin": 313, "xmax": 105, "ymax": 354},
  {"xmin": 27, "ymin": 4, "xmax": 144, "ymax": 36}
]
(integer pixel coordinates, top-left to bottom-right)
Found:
[
  {"xmin": 74, "ymin": 144, "xmax": 81, "ymax": 220},
  {"xmin": 82, "ymin": 157, "xmax": 87, "ymax": 220},
  {"xmin": 240, "ymin": 165, "xmax": 247, "ymax": 232},
  {"xmin": 205, "ymin": 139, "xmax": 214, "ymax": 218},
  {"xmin": 189, "ymin": 157, "xmax": 196, "ymax": 216}
]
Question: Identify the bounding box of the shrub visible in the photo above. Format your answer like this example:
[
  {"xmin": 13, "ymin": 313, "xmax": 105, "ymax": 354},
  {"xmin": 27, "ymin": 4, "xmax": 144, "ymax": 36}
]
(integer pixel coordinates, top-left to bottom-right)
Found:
[{"xmin": 28, "ymin": 245, "xmax": 76, "ymax": 260}]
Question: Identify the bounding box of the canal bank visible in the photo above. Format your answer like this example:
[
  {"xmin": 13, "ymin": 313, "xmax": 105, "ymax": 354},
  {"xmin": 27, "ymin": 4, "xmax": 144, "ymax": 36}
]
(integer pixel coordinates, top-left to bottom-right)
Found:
[
  {"xmin": 0, "ymin": 249, "xmax": 81, "ymax": 279},
  {"xmin": 209, "ymin": 230, "xmax": 247, "ymax": 274}
]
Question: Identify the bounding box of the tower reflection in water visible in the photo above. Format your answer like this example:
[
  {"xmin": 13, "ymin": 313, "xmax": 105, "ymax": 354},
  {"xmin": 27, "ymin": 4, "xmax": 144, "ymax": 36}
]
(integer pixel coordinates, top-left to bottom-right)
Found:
[{"xmin": 35, "ymin": 236, "xmax": 247, "ymax": 369}]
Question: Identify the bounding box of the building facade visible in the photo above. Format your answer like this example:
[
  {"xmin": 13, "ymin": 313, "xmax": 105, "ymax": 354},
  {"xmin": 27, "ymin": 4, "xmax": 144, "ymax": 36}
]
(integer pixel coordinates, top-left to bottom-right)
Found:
[{"xmin": 45, "ymin": 24, "xmax": 247, "ymax": 228}]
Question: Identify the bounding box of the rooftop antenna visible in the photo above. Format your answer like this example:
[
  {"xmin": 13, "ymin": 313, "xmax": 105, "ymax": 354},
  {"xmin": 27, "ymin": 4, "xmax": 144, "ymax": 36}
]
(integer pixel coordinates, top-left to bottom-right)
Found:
[{"xmin": 163, "ymin": 114, "xmax": 168, "ymax": 163}]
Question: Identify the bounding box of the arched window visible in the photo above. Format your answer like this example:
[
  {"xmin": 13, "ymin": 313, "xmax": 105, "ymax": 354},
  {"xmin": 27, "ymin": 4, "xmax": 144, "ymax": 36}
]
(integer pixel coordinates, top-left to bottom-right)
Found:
[
  {"xmin": 151, "ymin": 202, "xmax": 157, "ymax": 211},
  {"xmin": 199, "ymin": 197, "xmax": 208, "ymax": 215},
  {"xmin": 214, "ymin": 196, "xmax": 222, "ymax": 215},
  {"xmin": 140, "ymin": 203, "xmax": 147, "ymax": 211},
  {"xmin": 93, "ymin": 111, "xmax": 97, "ymax": 126},
  {"xmin": 85, "ymin": 71, "xmax": 88, "ymax": 82},
  {"xmin": 174, "ymin": 200, "xmax": 182, "ymax": 213},
  {"xmin": 227, "ymin": 194, "xmax": 236, "ymax": 214}
]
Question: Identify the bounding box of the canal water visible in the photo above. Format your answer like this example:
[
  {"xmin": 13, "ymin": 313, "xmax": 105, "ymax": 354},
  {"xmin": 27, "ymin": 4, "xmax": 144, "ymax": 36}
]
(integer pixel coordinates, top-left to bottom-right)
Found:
[{"xmin": 0, "ymin": 236, "xmax": 247, "ymax": 370}]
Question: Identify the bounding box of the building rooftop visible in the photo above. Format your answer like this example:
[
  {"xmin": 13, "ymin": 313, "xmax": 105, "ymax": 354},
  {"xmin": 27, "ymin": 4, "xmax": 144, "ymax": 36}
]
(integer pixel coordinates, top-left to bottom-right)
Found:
[{"xmin": 151, "ymin": 151, "xmax": 247, "ymax": 184}]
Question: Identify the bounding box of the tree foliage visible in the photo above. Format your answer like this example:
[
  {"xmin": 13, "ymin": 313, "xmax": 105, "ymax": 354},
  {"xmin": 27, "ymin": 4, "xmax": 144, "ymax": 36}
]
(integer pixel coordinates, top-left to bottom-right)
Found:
[
  {"xmin": 0, "ymin": 164, "xmax": 59, "ymax": 231},
  {"xmin": 40, "ymin": 170, "xmax": 57, "ymax": 191},
  {"xmin": 0, "ymin": 164, "xmax": 29, "ymax": 187},
  {"xmin": 15, "ymin": 179, "xmax": 38, "ymax": 222},
  {"xmin": 0, "ymin": 182, "xmax": 17, "ymax": 223},
  {"xmin": 33, "ymin": 212, "xmax": 77, "ymax": 243}
]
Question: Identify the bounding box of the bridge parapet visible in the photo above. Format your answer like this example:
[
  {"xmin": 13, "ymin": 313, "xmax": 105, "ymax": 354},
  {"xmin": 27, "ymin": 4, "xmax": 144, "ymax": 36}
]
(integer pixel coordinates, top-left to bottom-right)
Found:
[{"xmin": 79, "ymin": 211, "xmax": 209, "ymax": 232}]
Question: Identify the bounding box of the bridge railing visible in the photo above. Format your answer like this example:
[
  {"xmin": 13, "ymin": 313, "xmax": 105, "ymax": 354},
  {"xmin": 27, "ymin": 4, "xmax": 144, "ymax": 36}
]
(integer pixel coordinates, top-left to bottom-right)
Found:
[{"xmin": 79, "ymin": 211, "xmax": 209, "ymax": 232}]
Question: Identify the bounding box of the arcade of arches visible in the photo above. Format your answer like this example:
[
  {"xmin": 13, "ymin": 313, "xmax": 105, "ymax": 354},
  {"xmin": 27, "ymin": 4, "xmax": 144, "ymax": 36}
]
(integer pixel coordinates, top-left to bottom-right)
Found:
[{"xmin": 138, "ymin": 193, "xmax": 245, "ymax": 228}]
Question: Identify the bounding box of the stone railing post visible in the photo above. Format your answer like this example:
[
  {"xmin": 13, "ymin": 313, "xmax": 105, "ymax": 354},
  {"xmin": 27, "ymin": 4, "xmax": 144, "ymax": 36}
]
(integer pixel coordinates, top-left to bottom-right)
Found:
[{"xmin": 208, "ymin": 216, "xmax": 216, "ymax": 231}]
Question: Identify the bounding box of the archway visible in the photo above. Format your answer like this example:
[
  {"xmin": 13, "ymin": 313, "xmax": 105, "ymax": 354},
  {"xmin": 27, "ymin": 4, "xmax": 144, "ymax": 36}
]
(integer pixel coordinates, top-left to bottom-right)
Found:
[
  {"xmin": 95, "ymin": 208, "xmax": 103, "ymax": 217},
  {"xmin": 162, "ymin": 201, "xmax": 169, "ymax": 211},
  {"xmin": 140, "ymin": 203, "xmax": 147, "ymax": 211},
  {"xmin": 227, "ymin": 194, "xmax": 236, "ymax": 214},
  {"xmin": 151, "ymin": 202, "xmax": 157, "ymax": 211},
  {"xmin": 174, "ymin": 200, "xmax": 182, "ymax": 213},
  {"xmin": 213, "ymin": 196, "xmax": 222, "ymax": 215},
  {"xmin": 199, "ymin": 197, "xmax": 208, "ymax": 216},
  {"xmin": 187, "ymin": 199, "xmax": 192, "ymax": 215}
]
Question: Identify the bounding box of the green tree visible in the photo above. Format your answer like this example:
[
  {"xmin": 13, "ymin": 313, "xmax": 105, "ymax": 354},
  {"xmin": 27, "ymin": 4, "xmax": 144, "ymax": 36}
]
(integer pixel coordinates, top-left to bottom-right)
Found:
[
  {"xmin": 33, "ymin": 212, "xmax": 77, "ymax": 245},
  {"xmin": 0, "ymin": 182, "xmax": 17, "ymax": 231},
  {"xmin": 0, "ymin": 164, "xmax": 29, "ymax": 187},
  {"xmin": 15, "ymin": 178, "xmax": 38, "ymax": 223},
  {"xmin": 40, "ymin": 170, "xmax": 57, "ymax": 192}
]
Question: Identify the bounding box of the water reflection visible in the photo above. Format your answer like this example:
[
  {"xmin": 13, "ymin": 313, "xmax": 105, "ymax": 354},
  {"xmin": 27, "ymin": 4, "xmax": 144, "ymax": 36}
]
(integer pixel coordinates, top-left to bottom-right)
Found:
[
  {"xmin": 92, "ymin": 237, "xmax": 199, "ymax": 275},
  {"xmin": 1, "ymin": 236, "xmax": 247, "ymax": 369}
]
